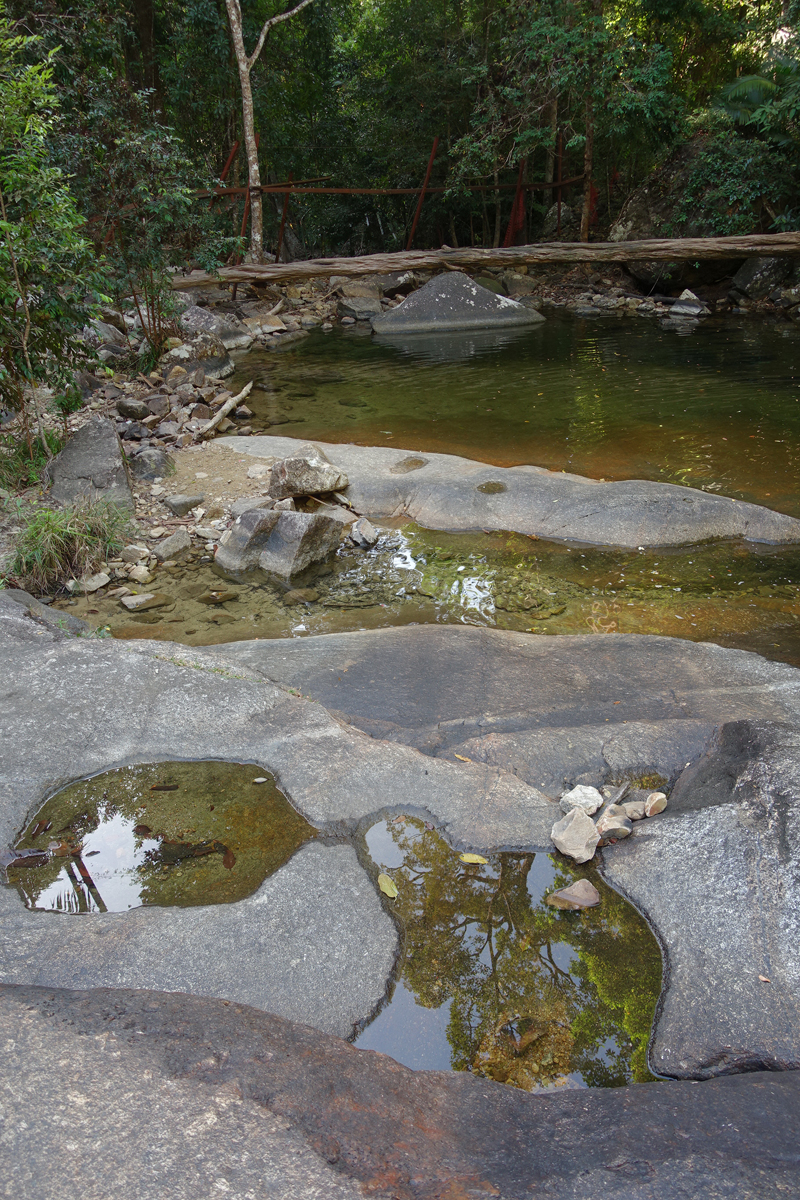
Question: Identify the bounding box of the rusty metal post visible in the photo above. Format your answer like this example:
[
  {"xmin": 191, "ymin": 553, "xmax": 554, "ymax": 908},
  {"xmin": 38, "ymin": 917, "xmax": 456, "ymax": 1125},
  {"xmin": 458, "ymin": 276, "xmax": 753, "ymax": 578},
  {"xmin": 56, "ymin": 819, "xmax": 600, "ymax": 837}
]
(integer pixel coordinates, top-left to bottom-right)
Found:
[
  {"xmin": 406, "ymin": 137, "xmax": 440, "ymax": 251},
  {"xmin": 275, "ymin": 171, "xmax": 294, "ymax": 262},
  {"xmin": 209, "ymin": 140, "xmax": 240, "ymax": 209}
]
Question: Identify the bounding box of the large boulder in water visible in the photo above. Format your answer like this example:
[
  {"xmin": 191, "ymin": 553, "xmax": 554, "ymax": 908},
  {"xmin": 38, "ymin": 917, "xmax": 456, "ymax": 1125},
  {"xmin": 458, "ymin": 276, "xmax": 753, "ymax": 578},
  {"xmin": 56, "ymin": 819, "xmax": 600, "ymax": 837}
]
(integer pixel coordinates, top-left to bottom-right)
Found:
[
  {"xmin": 371, "ymin": 271, "xmax": 545, "ymax": 334},
  {"xmin": 216, "ymin": 507, "xmax": 343, "ymax": 580}
]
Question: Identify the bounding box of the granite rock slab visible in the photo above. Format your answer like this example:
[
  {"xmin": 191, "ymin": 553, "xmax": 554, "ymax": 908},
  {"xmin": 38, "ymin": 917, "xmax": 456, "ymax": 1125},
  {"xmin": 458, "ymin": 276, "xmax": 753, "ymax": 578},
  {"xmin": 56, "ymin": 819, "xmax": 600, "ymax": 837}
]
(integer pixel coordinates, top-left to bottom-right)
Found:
[
  {"xmin": 3, "ymin": 984, "xmax": 799, "ymax": 1200},
  {"xmin": 0, "ymin": 842, "xmax": 395, "ymax": 1039},
  {"xmin": 45, "ymin": 415, "xmax": 134, "ymax": 510},
  {"xmin": 218, "ymin": 435, "xmax": 800, "ymax": 547}
]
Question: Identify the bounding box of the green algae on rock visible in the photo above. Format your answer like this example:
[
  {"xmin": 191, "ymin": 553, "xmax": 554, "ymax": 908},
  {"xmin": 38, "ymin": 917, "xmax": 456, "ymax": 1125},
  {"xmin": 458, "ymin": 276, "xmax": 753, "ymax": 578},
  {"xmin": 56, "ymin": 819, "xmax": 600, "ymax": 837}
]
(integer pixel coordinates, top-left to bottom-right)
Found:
[{"xmin": 8, "ymin": 760, "xmax": 316, "ymax": 913}]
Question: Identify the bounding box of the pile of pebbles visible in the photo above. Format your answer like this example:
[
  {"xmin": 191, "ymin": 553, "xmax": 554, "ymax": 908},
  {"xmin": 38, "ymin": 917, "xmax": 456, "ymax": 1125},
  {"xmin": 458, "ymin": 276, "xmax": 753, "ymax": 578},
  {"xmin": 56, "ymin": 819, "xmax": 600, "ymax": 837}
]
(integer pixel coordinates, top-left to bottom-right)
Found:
[{"xmin": 550, "ymin": 782, "xmax": 668, "ymax": 864}]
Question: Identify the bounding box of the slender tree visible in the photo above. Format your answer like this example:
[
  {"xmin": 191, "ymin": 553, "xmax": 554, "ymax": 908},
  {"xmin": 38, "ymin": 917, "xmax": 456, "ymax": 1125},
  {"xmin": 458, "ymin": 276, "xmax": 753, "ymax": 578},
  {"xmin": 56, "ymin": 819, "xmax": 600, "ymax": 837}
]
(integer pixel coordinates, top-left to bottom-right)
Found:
[{"xmin": 224, "ymin": 0, "xmax": 315, "ymax": 260}]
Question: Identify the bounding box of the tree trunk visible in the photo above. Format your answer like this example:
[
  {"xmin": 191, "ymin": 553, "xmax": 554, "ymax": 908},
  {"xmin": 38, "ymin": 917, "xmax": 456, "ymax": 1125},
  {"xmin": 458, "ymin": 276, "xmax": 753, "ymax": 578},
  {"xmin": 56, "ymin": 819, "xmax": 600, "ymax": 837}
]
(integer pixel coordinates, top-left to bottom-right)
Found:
[
  {"xmin": 544, "ymin": 99, "xmax": 557, "ymax": 185},
  {"xmin": 580, "ymin": 98, "xmax": 593, "ymax": 243},
  {"xmin": 492, "ymin": 165, "xmax": 501, "ymax": 248},
  {"xmin": 224, "ymin": 0, "xmax": 264, "ymax": 260}
]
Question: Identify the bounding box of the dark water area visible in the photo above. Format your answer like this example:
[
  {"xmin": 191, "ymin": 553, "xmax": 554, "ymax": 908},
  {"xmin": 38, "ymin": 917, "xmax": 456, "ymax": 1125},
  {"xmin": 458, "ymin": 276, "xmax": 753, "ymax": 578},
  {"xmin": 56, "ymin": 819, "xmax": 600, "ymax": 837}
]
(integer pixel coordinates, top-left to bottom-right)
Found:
[
  {"xmin": 355, "ymin": 816, "xmax": 662, "ymax": 1091},
  {"xmin": 8, "ymin": 761, "xmax": 316, "ymax": 913},
  {"xmin": 231, "ymin": 315, "xmax": 800, "ymax": 516}
]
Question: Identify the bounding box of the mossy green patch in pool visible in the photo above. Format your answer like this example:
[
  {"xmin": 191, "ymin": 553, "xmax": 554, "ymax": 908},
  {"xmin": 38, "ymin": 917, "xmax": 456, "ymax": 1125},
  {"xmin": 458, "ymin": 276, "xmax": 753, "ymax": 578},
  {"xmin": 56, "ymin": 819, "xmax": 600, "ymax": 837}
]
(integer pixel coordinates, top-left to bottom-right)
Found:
[{"xmin": 8, "ymin": 761, "xmax": 316, "ymax": 913}]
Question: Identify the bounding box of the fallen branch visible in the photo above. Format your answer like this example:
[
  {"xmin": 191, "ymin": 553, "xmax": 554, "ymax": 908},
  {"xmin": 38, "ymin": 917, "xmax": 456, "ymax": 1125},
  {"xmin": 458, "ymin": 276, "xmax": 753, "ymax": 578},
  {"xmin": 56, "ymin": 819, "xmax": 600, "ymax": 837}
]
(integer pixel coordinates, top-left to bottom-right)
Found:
[{"xmin": 197, "ymin": 381, "xmax": 253, "ymax": 440}]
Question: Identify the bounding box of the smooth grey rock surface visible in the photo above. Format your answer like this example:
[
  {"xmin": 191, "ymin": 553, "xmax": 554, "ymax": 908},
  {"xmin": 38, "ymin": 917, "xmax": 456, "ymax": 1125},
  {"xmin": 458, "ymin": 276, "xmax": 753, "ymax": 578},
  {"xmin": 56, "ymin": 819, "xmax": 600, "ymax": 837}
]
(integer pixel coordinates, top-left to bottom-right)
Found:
[
  {"xmin": 604, "ymin": 718, "xmax": 800, "ymax": 1079},
  {"xmin": 550, "ymin": 808, "xmax": 600, "ymax": 862},
  {"xmin": 1, "ymin": 987, "xmax": 368, "ymax": 1200},
  {"xmin": 208, "ymin": 624, "xmax": 800, "ymax": 1078},
  {"xmin": 0, "ymin": 842, "xmax": 395, "ymax": 1039},
  {"xmin": 45, "ymin": 416, "xmax": 133, "ymax": 510},
  {"xmin": 218, "ymin": 435, "xmax": 800, "ymax": 547},
  {"xmin": 371, "ymin": 271, "xmax": 545, "ymax": 333},
  {"xmin": 732, "ymin": 255, "xmax": 790, "ymax": 299},
  {"xmin": 3, "ymin": 984, "xmax": 799, "ymax": 1200}
]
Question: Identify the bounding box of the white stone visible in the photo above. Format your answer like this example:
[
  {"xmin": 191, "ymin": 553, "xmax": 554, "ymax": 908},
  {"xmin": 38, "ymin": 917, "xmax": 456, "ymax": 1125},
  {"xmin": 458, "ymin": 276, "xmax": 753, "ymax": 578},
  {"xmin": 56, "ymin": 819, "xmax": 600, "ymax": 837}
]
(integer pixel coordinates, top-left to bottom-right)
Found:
[
  {"xmin": 247, "ymin": 463, "xmax": 271, "ymax": 479},
  {"xmin": 550, "ymin": 809, "xmax": 600, "ymax": 864},
  {"xmin": 69, "ymin": 572, "xmax": 110, "ymax": 594},
  {"xmin": 645, "ymin": 791, "xmax": 668, "ymax": 817},
  {"xmin": 559, "ymin": 784, "xmax": 604, "ymax": 816}
]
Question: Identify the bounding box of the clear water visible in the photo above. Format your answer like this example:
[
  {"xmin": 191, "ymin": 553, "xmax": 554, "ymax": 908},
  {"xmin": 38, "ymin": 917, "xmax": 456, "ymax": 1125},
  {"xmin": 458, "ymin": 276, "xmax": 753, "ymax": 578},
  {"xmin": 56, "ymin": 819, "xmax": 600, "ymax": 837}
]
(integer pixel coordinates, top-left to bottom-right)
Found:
[
  {"xmin": 61, "ymin": 524, "xmax": 800, "ymax": 667},
  {"xmin": 230, "ymin": 315, "xmax": 800, "ymax": 515},
  {"xmin": 8, "ymin": 761, "xmax": 316, "ymax": 913},
  {"xmin": 355, "ymin": 816, "xmax": 662, "ymax": 1091}
]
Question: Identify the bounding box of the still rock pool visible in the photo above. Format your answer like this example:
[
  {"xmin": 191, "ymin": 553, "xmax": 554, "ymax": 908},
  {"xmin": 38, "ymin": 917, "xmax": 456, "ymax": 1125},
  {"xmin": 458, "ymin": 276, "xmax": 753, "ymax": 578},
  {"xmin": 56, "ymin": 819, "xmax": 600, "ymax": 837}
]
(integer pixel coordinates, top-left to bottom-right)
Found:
[{"xmin": 229, "ymin": 314, "xmax": 800, "ymax": 514}]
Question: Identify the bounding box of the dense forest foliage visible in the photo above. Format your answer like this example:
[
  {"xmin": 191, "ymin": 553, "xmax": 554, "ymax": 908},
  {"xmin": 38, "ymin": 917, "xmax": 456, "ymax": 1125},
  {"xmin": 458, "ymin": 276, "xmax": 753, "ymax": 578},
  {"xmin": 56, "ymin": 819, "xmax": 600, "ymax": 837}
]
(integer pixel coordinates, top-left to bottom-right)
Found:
[{"xmin": 4, "ymin": 0, "xmax": 800, "ymax": 259}]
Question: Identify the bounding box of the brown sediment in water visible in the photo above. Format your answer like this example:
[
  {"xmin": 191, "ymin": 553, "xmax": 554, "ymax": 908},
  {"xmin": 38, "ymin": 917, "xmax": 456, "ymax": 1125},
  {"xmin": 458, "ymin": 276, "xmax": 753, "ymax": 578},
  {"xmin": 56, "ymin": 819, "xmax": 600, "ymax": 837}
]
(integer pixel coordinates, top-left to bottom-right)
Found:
[{"xmin": 8, "ymin": 761, "xmax": 316, "ymax": 913}]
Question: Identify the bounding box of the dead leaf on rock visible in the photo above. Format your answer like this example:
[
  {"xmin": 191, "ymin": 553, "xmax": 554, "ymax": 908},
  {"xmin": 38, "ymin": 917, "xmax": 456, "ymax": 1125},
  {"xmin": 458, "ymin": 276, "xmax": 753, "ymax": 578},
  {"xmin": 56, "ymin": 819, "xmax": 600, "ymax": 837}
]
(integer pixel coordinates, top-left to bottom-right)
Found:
[
  {"xmin": 378, "ymin": 873, "xmax": 398, "ymax": 899},
  {"xmin": 759, "ymin": 974, "xmax": 771, "ymax": 983},
  {"xmin": 454, "ymin": 754, "xmax": 473, "ymax": 763},
  {"xmin": 222, "ymin": 848, "xmax": 236, "ymax": 870}
]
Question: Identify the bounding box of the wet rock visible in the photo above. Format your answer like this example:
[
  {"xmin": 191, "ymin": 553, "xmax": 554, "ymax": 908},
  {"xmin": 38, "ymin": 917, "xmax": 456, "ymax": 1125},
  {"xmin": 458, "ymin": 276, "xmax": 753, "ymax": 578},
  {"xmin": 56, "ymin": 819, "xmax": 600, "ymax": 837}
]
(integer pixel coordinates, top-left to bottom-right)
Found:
[
  {"xmin": 559, "ymin": 784, "xmax": 603, "ymax": 815},
  {"xmin": 116, "ymin": 398, "xmax": 151, "ymax": 421},
  {"xmin": 338, "ymin": 295, "xmax": 383, "ymax": 321},
  {"xmin": 67, "ymin": 572, "xmax": 110, "ymax": 595},
  {"xmin": 372, "ymin": 272, "xmax": 545, "ymax": 334},
  {"xmin": 349, "ymin": 517, "xmax": 378, "ymax": 548},
  {"xmin": 269, "ymin": 444, "xmax": 349, "ymax": 499},
  {"xmin": 45, "ymin": 416, "xmax": 133, "ymax": 511},
  {"xmin": 121, "ymin": 592, "xmax": 172, "ymax": 611},
  {"xmin": 550, "ymin": 809, "xmax": 600, "ymax": 863},
  {"xmin": 152, "ymin": 528, "xmax": 191, "ymax": 562},
  {"xmin": 179, "ymin": 304, "xmax": 253, "ymax": 350},
  {"xmin": 164, "ymin": 494, "xmax": 204, "ymax": 517},
  {"xmin": 128, "ymin": 447, "xmax": 170, "ymax": 481},
  {"xmin": 732, "ymin": 256, "xmax": 791, "ymax": 300},
  {"xmin": 160, "ymin": 331, "xmax": 234, "ymax": 381},
  {"xmin": 197, "ymin": 589, "xmax": 238, "ymax": 605},
  {"xmin": 596, "ymin": 804, "xmax": 633, "ymax": 839},
  {"xmin": 545, "ymin": 879, "xmax": 601, "ymax": 909},
  {"xmin": 645, "ymin": 790, "xmax": 668, "ymax": 816},
  {"xmin": 670, "ymin": 289, "xmax": 709, "ymax": 318},
  {"xmin": 283, "ymin": 588, "xmax": 319, "ymax": 606}
]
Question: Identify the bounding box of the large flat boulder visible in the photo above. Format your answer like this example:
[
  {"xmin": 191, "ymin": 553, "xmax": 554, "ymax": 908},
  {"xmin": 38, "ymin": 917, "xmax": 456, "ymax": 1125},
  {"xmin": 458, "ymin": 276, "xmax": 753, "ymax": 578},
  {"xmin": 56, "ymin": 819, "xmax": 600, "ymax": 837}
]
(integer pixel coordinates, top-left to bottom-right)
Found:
[
  {"xmin": 210, "ymin": 624, "xmax": 800, "ymax": 1081},
  {"xmin": 371, "ymin": 271, "xmax": 545, "ymax": 334},
  {"xmin": 219, "ymin": 435, "xmax": 800, "ymax": 547},
  {"xmin": 45, "ymin": 415, "xmax": 133, "ymax": 510},
  {"xmin": 3, "ymin": 984, "xmax": 799, "ymax": 1200}
]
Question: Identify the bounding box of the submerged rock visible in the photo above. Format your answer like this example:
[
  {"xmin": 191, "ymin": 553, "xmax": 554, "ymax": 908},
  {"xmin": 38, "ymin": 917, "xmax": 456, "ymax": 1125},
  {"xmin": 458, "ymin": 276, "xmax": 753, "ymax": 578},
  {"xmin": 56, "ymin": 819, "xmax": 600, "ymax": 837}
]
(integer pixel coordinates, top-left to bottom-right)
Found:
[
  {"xmin": 559, "ymin": 784, "xmax": 603, "ymax": 815},
  {"xmin": 550, "ymin": 808, "xmax": 600, "ymax": 863},
  {"xmin": 545, "ymin": 879, "xmax": 601, "ymax": 909},
  {"xmin": 269, "ymin": 444, "xmax": 349, "ymax": 499},
  {"xmin": 371, "ymin": 271, "xmax": 545, "ymax": 334},
  {"xmin": 46, "ymin": 416, "xmax": 133, "ymax": 511}
]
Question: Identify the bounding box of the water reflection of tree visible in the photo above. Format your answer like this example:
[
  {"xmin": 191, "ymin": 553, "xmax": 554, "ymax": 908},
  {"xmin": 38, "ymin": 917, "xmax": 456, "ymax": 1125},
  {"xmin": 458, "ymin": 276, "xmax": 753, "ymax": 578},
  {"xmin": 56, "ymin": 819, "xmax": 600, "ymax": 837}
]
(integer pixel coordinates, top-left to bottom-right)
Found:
[{"xmin": 387, "ymin": 817, "xmax": 661, "ymax": 1090}]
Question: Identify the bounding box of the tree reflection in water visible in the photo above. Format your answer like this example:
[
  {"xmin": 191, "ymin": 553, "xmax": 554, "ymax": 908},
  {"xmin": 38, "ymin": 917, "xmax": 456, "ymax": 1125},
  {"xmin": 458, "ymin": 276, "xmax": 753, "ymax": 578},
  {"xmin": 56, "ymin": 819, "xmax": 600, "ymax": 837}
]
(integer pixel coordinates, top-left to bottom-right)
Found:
[{"xmin": 369, "ymin": 816, "xmax": 662, "ymax": 1090}]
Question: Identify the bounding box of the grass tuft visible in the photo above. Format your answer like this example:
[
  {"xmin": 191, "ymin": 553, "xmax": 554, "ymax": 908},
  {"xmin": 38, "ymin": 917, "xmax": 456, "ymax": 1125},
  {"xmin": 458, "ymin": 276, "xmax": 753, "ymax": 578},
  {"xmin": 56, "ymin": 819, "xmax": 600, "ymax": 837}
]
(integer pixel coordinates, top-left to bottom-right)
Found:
[
  {"xmin": 0, "ymin": 431, "xmax": 63, "ymax": 491},
  {"xmin": 5, "ymin": 500, "xmax": 132, "ymax": 594}
]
